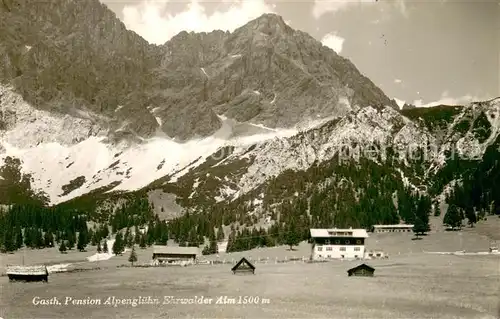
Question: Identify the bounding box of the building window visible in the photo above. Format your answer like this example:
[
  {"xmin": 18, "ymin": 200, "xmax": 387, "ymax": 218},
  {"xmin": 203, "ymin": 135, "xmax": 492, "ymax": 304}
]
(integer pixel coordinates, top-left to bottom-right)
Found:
[
  {"xmin": 340, "ymin": 247, "xmax": 346, "ymax": 251},
  {"xmin": 325, "ymin": 240, "xmax": 330, "ymax": 245},
  {"xmin": 317, "ymin": 247, "xmax": 323, "ymax": 251},
  {"xmin": 327, "ymin": 255, "xmax": 331, "ymax": 258},
  {"xmin": 345, "ymin": 240, "xmax": 350, "ymax": 244},
  {"xmin": 326, "ymin": 247, "xmax": 332, "ymax": 251},
  {"xmin": 356, "ymin": 240, "xmax": 362, "ymax": 244},
  {"xmin": 354, "ymin": 247, "xmax": 360, "ymax": 251}
]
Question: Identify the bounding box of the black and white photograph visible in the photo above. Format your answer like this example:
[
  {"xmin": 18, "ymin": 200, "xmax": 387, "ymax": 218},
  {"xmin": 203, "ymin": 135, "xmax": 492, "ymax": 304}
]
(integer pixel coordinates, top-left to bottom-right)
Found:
[{"xmin": 0, "ymin": 0, "xmax": 499, "ymax": 318}]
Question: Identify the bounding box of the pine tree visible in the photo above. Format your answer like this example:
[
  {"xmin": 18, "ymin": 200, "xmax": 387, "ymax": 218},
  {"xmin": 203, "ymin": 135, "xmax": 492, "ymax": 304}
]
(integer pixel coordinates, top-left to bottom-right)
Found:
[
  {"xmin": 90, "ymin": 229, "xmax": 99, "ymax": 246},
  {"xmin": 112, "ymin": 232, "xmax": 124, "ymax": 255},
  {"xmin": 24, "ymin": 228, "xmax": 33, "ymax": 248},
  {"xmin": 88, "ymin": 228, "xmax": 94, "ymax": 246},
  {"xmin": 2, "ymin": 228, "xmax": 15, "ymax": 252},
  {"xmin": 434, "ymin": 203, "xmax": 441, "ymax": 217},
  {"xmin": 443, "ymin": 204, "xmax": 462, "ymax": 230},
  {"xmin": 103, "ymin": 240, "xmax": 109, "ymax": 253},
  {"xmin": 134, "ymin": 225, "xmax": 141, "ymax": 243},
  {"xmin": 139, "ymin": 234, "xmax": 146, "ymax": 249},
  {"xmin": 34, "ymin": 228, "xmax": 44, "ymax": 249},
  {"xmin": 216, "ymin": 225, "xmax": 225, "ymax": 241},
  {"xmin": 202, "ymin": 231, "xmax": 218, "ymax": 255},
  {"xmin": 126, "ymin": 230, "xmax": 134, "ymax": 248},
  {"xmin": 44, "ymin": 231, "xmax": 54, "ymax": 247},
  {"xmin": 59, "ymin": 240, "xmax": 67, "ymax": 254},
  {"xmin": 77, "ymin": 231, "xmax": 87, "ymax": 251},
  {"xmin": 128, "ymin": 245, "xmax": 137, "ymax": 266},
  {"xmin": 413, "ymin": 217, "xmax": 427, "ymax": 238},
  {"xmin": 466, "ymin": 209, "xmax": 477, "ymax": 227},
  {"xmin": 97, "ymin": 241, "xmax": 102, "ymax": 253},
  {"xmin": 284, "ymin": 221, "xmax": 300, "ymax": 250},
  {"xmin": 124, "ymin": 227, "xmax": 132, "ymax": 248},
  {"xmin": 15, "ymin": 226, "xmax": 23, "ymax": 249},
  {"xmin": 67, "ymin": 230, "xmax": 76, "ymax": 250}
]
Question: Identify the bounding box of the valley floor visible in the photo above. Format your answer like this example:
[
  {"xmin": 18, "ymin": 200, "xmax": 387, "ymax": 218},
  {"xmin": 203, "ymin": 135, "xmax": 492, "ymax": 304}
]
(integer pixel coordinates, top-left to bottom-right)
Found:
[
  {"xmin": 0, "ymin": 254, "xmax": 498, "ymax": 319},
  {"xmin": 1, "ymin": 218, "xmax": 499, "ymax": 319}
]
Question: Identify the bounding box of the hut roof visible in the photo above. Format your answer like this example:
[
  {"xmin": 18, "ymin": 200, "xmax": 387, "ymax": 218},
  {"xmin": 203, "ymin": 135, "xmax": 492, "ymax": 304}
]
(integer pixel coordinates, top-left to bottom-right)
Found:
[
  {"xmin": 310, "ymin": 228, "xmax": 369, "ymax": 238},
  {"xmin": 347, "ymin": 263, "xmax": 375, "ymax": 274},
  {"xmin": 6, "ymin": 265, "xmax": 48, "ymax": 276},
  {"xmin": 152, "ymin": 245, "xmax": 199, "ymax": 256},
  {"xmin": 231, "ymin": 257, "xmax": 255, "ymax": 271}
]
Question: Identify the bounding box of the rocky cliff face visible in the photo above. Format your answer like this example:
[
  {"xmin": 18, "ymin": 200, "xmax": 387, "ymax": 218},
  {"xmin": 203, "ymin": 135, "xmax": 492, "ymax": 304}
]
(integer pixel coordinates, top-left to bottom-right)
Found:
[
  {"xmin": 0, "ymin": 2, "xmax": 396, "ymax": 142},
  {"xmin": 4, "ymin": 0, "xmax": 495, "ymax": 212}
]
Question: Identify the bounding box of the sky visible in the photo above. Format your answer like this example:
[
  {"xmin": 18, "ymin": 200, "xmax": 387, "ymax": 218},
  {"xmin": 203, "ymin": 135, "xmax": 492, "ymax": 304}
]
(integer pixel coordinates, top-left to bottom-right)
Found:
[{"xmin": 100, "ymin": 0, "xmax": 500, "ymax": 107}]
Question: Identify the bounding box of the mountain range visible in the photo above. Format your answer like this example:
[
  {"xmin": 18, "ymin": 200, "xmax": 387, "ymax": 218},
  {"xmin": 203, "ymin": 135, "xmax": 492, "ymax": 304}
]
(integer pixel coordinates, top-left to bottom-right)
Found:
[{"xmin": 0, "ymin": 0, "xmax": 499, "ymax": 232}]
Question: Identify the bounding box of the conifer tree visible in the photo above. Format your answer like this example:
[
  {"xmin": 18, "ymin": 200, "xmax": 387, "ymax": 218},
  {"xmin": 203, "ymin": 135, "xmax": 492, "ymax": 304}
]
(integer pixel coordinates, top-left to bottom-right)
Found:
[
  {"xmin": 90, "ymin": 229, "xmax": 98, "ymax": 246},
  {"xmin": 34, "ymin": 228, "xmax": 44, "ymax": 249},
  {"xmin": 88, "ymin": 228, "xmax": 94, "ymax": 245},
  {"xmin": 103, "ymin": 240, "xmax": 109, "ymax": 253},
  {"xmin": 2, "ymin": 228, "xmax": 15, "ymax": 252},
  {"xmin": 413, "ymin": 217, "xmax": 427, "ymax": 239},
  {"xmin": 434, "ymin": 203, "xmax": 441, "ymax": 217},
  {"xmin": 284, "ymin": 221, "xmax": 300, "ymax": 250},
  {"xmin": 24, "ymin": 228, "xmax": 33, "ymax": 248},
  {"xmin": 124, "ymin": 227, "xmax": 131, "ymax": 247},
  {"xmin": 44, "ymin": 231, "xmax": 54, "ymax": 247},
  {"xmin": 216, "ymin": 225, "xmax": 225, "ymax": 241},
  {"xmin": 15, "ymin": 226, "xmax": 23, "ymax": 249},
  {"xmin": 465, "ymin": 209, "xmax": 477, "ymax": 227},
  {"xmin": 443, "ymin": 204, "xmax": 462, "ymax": 230},
  {"xmin": 139, "ymin": 234, "xmax": 146, "ymax": 249},
  {"xmin": 134, "ymin": 225, "xmax": 141, "ymax": 243},
  {"xmin": 77, "ymin": 231, "xmax": 87, "ymax": 251},
  {"xmin": 97, "ymin": 241, "xmax": 102, "ymax": 253},
  {"xmin": 59, "ymin": 240, "xmax": 67, "ymax": 254},
  {"xmin": 128, "ymin": 245, "xmax": 137, "ymax": 266},
  {"xmin": 67, "ymin": 230, "xmax": 76, "ymax": 250},
  {"xmin": 112, "ymin": 232, "xmax": 124, "ymax": 255}
]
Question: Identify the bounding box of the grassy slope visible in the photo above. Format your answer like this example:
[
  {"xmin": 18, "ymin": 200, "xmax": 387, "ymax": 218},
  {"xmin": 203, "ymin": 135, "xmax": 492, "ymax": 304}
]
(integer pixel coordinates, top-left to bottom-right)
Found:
[{"xmin": 1, "ymin": 222, "xmax": 498, "ymax": 319}]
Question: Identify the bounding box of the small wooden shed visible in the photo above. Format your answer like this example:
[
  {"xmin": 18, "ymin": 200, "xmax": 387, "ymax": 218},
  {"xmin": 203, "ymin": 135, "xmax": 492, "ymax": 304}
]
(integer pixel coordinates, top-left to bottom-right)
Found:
[
  {"xmin": 7, "ymin": 265, "xmax": 49, "ymax": 282},
  {"xmin": 231, "ymin": 257, "xmax": 255, "ymax": 275},
  {"xmin": 347, "ymin": 263, "xmax": 375, "ymax": 277}
]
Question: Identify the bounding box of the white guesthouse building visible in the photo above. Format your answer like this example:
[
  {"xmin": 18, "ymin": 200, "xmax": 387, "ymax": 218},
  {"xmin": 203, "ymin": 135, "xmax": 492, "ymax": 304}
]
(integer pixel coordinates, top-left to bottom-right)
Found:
[{"xmin": 310, "ymin": 228, "xmax": 369, "ymax": 260}]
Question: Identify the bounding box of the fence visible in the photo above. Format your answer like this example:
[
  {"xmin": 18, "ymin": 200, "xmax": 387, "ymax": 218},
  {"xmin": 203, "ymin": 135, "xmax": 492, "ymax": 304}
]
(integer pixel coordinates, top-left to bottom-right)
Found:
[
  {"xmin": 124, "ymin": 254, "xmax": 389, "ymax": 268},
  {"xmin": 196, "ymin": 256, "xmax": 342, "ymax": 266}
]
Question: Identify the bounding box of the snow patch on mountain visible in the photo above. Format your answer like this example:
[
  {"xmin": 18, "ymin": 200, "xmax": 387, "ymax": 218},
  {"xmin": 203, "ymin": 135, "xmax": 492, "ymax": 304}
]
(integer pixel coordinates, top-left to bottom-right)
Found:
[
  {"xmin": 0, "ymin": 88, "xmax": 330, "ymax": 205},
  {"xmin": 229, "ymin": 106, "xmax": 437, "ymax": 199},
  {"xmin": 449, "ymin": 99, "xmax": 500, "ymax": 160},
  {"xmin": 0, "ymin": 85, "xmax": 105, "ymax": 148}
]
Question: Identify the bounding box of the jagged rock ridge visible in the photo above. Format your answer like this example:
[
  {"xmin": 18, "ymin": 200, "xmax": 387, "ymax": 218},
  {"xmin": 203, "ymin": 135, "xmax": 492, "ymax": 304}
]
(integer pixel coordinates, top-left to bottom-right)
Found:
[{"xmin": 0, "ymin": 2, "xmax": 396, "ymax": 142}]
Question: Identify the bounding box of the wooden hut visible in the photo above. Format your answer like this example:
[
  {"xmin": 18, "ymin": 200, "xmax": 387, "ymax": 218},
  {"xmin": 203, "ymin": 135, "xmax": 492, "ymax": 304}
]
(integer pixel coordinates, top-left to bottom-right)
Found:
[
  {"xmin": 152, "ymin": 246, "xmax": 199, "ymax": 264},
  {"xmin": 347, "ymin": 263, "xmax": 375, "ymax": 277},
  {"xmin": 7, "ymin": 265, "xmax": 49, "ymax": 282},
  {"xmin": 231, "ymin": 257, "xmax": 255, "ymax": 275}
]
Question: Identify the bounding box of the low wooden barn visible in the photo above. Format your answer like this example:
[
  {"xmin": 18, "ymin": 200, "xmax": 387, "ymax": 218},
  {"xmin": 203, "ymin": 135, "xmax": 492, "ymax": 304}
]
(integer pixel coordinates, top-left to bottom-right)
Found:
[
  {"xmin": 347, "ymin": 263, "xmax": 375, "ymax": 277},
  {"xmin": 152, "ymin": 246, "xmax": 199, "ymax": 264},
  {"xmin": 231, "ymin": 257, "xmax": 255, "ymax": 275},
  {"xmin": 7, "ymin": 265, "xmax": 49, "ymax": 282}
]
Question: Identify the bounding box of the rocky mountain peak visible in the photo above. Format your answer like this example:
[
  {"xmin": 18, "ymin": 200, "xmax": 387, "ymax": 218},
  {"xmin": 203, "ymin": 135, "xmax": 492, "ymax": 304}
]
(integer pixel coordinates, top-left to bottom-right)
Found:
[
  {"xmin": 240, "ymin": 13, "xmax": 293, "ymax": 36},
  {"xmin": 0, "ymin": 3, "xmax": 397, "ymax": 142}
]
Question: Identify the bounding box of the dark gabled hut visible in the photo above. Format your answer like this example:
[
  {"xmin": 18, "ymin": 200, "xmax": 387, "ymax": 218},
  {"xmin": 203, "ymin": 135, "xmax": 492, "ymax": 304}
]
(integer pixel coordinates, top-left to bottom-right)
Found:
[
  {"xmin": 231, "ymin": 257, "xmax": 255, "ymax": 275},
  {"xmin": 347, "ymin": 263, "xmax": 375, "ymax": 277},
  {"xmin": 7, "ymin": 265, "xmax": 49, "ymax": 282}
]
